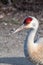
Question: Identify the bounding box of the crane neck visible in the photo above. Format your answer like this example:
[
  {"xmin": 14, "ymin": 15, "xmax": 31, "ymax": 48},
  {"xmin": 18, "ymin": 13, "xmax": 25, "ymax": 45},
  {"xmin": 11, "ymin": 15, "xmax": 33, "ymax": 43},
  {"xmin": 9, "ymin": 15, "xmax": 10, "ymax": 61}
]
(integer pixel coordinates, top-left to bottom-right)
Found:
[
  {"xmin": 24, "ymin": 28, "xmax": 38, "ymax": 57},
  {"xmin": 27, "ymin": 28, "xmax": 38, "ymax": 44}
]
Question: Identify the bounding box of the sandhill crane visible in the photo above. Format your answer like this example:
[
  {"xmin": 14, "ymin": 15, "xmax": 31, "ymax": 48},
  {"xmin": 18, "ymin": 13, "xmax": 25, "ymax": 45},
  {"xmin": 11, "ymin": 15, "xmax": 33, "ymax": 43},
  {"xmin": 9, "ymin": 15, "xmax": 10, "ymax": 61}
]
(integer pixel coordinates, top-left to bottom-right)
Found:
[{"xmin": 11, "ymin": 16, "xmax": 43, "ymax": 65}]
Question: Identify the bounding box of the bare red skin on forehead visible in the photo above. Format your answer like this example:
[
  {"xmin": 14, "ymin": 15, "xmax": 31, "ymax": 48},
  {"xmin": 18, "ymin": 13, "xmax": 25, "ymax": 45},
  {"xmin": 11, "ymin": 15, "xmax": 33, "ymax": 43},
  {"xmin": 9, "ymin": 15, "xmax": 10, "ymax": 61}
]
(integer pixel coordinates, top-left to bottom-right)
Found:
[{"xmin": 23, "ymin": 17, "xmax": 32, "ymax": 25}]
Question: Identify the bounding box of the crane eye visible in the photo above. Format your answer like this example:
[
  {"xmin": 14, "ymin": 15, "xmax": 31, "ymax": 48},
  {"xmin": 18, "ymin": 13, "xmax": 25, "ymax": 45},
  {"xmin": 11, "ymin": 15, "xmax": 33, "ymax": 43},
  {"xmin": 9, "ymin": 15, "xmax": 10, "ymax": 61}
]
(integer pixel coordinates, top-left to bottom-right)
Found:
[{"xmin": 23, "ymin": 17, "xmax": 32, "ymax": 25}]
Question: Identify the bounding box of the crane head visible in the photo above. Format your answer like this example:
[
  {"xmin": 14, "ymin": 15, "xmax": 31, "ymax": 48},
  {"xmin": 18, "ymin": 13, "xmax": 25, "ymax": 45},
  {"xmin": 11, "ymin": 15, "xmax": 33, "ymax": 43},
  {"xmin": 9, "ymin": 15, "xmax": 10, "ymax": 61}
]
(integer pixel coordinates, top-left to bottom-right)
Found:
[{"xmin": 12, "ymin": 16, "xmax": 39, "ymax": 34}]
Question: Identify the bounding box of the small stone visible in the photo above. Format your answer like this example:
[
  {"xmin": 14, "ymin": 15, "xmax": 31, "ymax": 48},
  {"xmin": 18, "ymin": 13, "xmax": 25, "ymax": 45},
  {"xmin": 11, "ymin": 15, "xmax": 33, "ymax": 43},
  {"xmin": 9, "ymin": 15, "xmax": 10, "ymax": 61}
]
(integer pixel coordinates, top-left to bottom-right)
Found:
[{"xmin": 3, "ymin": 22, "xmax": 7, "ymax": 25}]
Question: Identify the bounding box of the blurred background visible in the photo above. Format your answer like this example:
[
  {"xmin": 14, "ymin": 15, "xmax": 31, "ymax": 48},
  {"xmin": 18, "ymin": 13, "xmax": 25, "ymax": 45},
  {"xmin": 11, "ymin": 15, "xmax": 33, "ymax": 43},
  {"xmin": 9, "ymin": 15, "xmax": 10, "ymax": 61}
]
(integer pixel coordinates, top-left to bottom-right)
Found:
[
  {"xmin": 0, "ymin": 0, "xmax": 43, "ymax": 18},
  {"xmin": 0, "ymin": 0, "xmax": 43, "ymax": 65},
  {"xmin": 0, "ymin": 0, "xmax": 43, "ymax": 39}
]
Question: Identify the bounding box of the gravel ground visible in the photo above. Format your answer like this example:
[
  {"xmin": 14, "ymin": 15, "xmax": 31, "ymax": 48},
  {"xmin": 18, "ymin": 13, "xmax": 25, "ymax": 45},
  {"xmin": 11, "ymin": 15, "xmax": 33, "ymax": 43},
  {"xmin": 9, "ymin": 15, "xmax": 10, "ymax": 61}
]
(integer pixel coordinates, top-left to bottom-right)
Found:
[
  {"xmin": 0, "ymin": 22, "xmax": 34, "ymax": 65},
  {"xmin": 0, "ymin": 11, "xmax": 43, "ymax": 65}
]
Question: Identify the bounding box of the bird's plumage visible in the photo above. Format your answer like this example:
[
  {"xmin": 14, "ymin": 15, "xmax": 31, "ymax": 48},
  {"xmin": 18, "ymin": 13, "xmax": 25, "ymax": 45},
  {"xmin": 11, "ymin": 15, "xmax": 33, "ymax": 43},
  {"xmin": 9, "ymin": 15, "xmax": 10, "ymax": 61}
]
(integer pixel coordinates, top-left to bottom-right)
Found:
[
  {"xmin": 29, "ymin": 43, "xmax": 43, "ymax": 65},
  {"xmin": 37, "ymin": 38, "xmax": 43, "ymax": 44},
  {"xmin": 11, "ymin": 16, "xmax": 43, "ymax": 65}
]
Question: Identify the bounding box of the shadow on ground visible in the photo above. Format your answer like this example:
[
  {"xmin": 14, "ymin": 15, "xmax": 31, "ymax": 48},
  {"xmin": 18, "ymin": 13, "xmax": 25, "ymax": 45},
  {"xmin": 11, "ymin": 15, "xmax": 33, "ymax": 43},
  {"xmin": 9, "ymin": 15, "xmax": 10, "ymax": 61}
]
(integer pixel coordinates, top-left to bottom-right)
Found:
[{"xmin": 0, "ymin": 57, "xmax": 34, "ymax": 65}]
